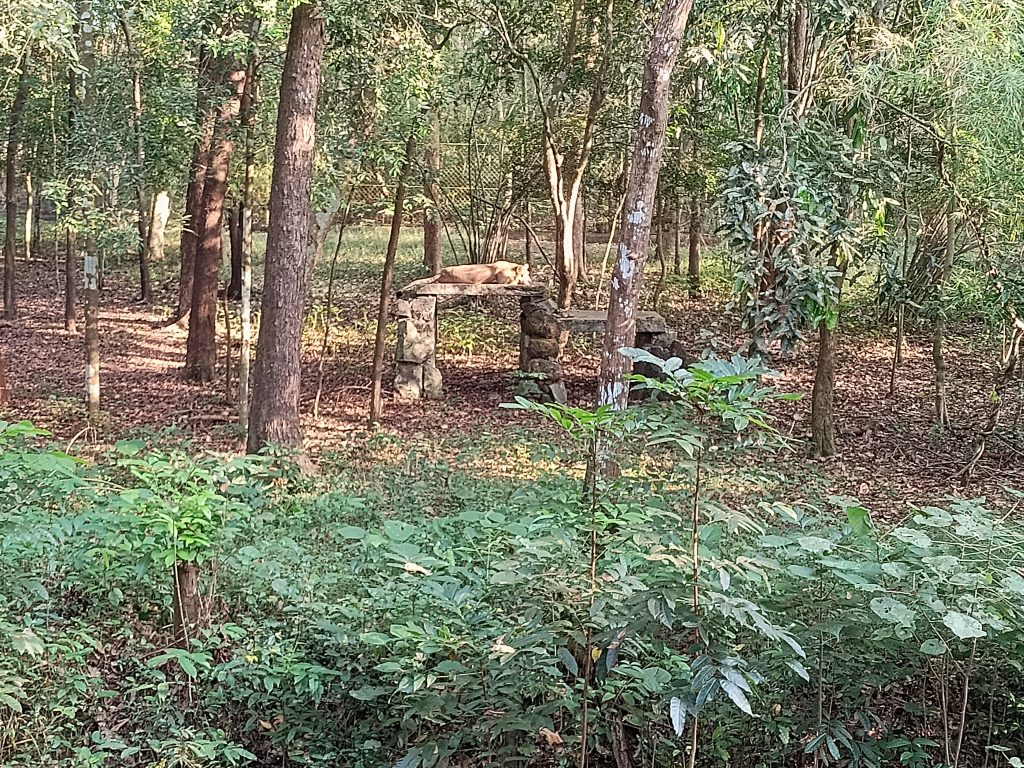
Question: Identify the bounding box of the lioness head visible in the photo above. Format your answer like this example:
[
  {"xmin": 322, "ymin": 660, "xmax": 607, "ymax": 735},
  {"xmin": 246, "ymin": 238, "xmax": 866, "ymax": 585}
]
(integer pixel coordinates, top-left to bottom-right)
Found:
[{"xmin": 515, "ymin": 263, "xmax": 532, "ymax": 285}]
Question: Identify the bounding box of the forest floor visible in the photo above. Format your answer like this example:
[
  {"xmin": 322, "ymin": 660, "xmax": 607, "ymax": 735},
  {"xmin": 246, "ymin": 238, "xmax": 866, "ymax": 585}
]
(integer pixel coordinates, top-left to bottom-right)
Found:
[{"xmin": 1, "ymin": 224, "xmax": 1022, "ymax": 520}]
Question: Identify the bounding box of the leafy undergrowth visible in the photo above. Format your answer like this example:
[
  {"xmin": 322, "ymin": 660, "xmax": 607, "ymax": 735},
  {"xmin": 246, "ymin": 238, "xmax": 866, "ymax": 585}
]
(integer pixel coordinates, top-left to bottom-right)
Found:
[{"xmin": 2, "ymin": 358, "xmax": 1024, "ymax": 767}]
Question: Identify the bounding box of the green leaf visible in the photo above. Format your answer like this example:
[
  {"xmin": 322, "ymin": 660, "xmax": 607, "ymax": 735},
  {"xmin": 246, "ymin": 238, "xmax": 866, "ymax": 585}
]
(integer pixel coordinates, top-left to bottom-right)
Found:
[
  {"xmin": 10, "ymin": 630, "xmax": 44, "ymax": 657},
  {"xmin": 360, "ymin": 632, "xmax": 392, "ymax": 646},
  {"xmin": 845, "ymin": 506, "xmax": 873, "ymax": 537},
  {"xmin": 670, "ymin": 696, "xmax": 687, "ymax": 736},
  {"xmin": 890, "ymin": 527, "xmax": 932, "ymax": 548},
  {"xmin": 869, "ymin": 597, "xmax": 916, "ymax": 627},
  {"xmin": 797, "ymin": 536, "xmax": 834, "ymax": 553},
  {"xmin": 720, "ymin": 680, "xmax": 753, "ymax": 715},
  {"xmin": 785, "ymin": 660, "xmax": 810, "ymax": 681},
  {"xmin": 0, "ymin": 693, "xmax": 23, "ymax": 713},
  {"xmin": 558, "ymin": 648, "xmax": 579, "ymax": 677},
  {"xmin": 920, "ymin": 639, "xmax": 948, "ymax": 656},
  {"xmin": 942, "ymin": 611, "xmax": 985, "ymax": 640}
]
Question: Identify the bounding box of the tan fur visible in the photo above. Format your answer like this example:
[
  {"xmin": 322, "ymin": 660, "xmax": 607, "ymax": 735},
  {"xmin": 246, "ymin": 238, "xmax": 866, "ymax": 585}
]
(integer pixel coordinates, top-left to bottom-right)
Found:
[{"xmin": 406, "ymin": 261, "xmax": 531, "ymax": 289}]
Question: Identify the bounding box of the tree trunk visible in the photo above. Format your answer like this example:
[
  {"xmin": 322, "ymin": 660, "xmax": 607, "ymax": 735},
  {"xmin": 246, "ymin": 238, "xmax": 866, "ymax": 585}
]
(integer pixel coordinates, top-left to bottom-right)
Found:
[
  {"xmin": 226, "ymin": 201, "xmax": 242, "ymax": 299},
  {"xmin": 810, "ymin": 321, "xmax": 837, "ymax": 456},
  {"xmin": 423, "ymin": 108, "xmax": 443, "ymax": 275},
  {"xmin": 148, "ymin": 191, "xmax": 169, "ymax": 261},
  {"xmin": 171, "ymin": 560, "xmax": 202, "ymax": 646},
  {"xmin": 185, "ymin": 57, "xmax": 245, "ymax": 382},
  {"xmin": 24, "ymin": 172, "xmax": 34, "ymax": 260},
  {"xmin": 117, "ymin": 9, "xmax": 152, "ymax": 304},
  {"xmin": 81, "ymin": 0, "xmax": 101, "ymax": 416},
  {"xmin": 0, "ymin": 350, "xmax": 7, "ymax": 404},
  {"xmin": 574, "ymin": 193, "xmax": 588, "ymax": 283},
  {"xmin": 597, "ymin": 0, "xmax": 694, "ymax": 410},
  {"xmin": 687, "ymin": 194, "xmax": 701, "ymax": 298},
  {"xmin": 238, "ymin": 36, "xmax": 258, "ymax": 439},
  {"xmin": 64, "ymin": 62, "xmax": 78, "ymax": 333},
  {"xmin": 934, "ymin": 201, "xmax": 954, "ymax": 428},
  {"xmin": 177, "ymin": 51, "xmax": 215, "ymax": 320},
  {"xmin": 246, "ymin": 3, "xmax": 324, "ymax": 454},
  {"xmin": 4, "ymin": 52, "xmax": 30, "ymax": 320},
  {"xmin": 369, "ymin": 134, "xmax": 417, "ymax": 425}
]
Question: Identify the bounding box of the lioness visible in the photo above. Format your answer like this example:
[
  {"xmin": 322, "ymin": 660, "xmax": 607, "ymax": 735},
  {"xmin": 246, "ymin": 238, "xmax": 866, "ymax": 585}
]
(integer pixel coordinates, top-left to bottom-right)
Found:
[{"xmin": 405, "ymin": 261, "xmax": 531, "ymax": 289}]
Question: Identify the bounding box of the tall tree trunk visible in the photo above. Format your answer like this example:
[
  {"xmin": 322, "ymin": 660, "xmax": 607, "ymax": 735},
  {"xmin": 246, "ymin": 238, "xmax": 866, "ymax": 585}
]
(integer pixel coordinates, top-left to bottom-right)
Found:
[
  {"xmin": 810, "ymin": 318, "xmax": 838, "ymax": 456},
  {"xmin": 176, "ymin": 51, "xmax": 214, "ymax": 320},
  {"xmin": 597, "ymin": 0, "xmax": 694, "ymax": 410},
  {"xmin": 226, "ymin": 201, "xmax": 242, "ymax": 299},
  {"xmin": 64, "ymin": 61, "xmax": 78, "ymax": 333},
  {"xmin": 185, "ymin": 58, "xmax": 245, "ymax": 382},
  {"xmin": 369, "ymin": 134, "xmax": 417, "ymax": 425},
  {"xmin": 574, "ymin": 192, "xmax": 588, "ymax": 283},
  {"xmin": 423, "ymin": 108, "xmax": 443, "ymax": 275},
  {"xmin": 81, "ymin": 0, "xmax": 100, "ymax": 416},
  {"xmin": 247, "ymin": 3, "xmax": 324, "ymax": 454},
  {"xmin": 934, "ymin": 200, "xmax": 954, "ymax": 428},
  {"xmin": 238, "ymin": 34, "xmax": 258, "ymax": 439},
  {"xmin": 0, "ymin": 350, "xmax": 8, "ymax": 404},
  {"xmin": 4, "ymin": 52, "xmax": 30, "ymax": 320},
  {"xmin": 117, "ymin": 9, "xmax": 152, "ymax": 303}
]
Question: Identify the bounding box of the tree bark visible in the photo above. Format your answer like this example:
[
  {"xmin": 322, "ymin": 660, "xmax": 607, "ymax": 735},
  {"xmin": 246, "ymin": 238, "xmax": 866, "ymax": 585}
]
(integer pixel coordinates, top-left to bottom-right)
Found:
[
  {"xmin": 64, "ymin": 60, "xmax": 78, "ymax": 333},
  {"xmin": 81, "ymin": 0, "xmax": 100, "ymax": 416},
  {"xmin": 597, "ymin": 0, "xmax": 694, "ymax": 409},
  {"xmin": 117, "ymin": 9, "xmax": 152, "ymax": 304},
  {"xmin": 226, "ymin": 201, "xmax": 242, "ymax": 299},
  {"xmin": 185, "ymin": 57, "xmax": 245, "ymax": 382},
  {"xmin": 4, "ymin": 51, "xmax": 30, "ymax": 320},
  {"xmin": 247, "ymin": 3, "xmax": 324, "ymax": 454},
  {"xmin": 0, "ymin": 350, "xmax": 8, "ymax": 405},
  {"xmin": 369, "ymin": 134, "xmax": 417, "ymax": 425},
  {"xmin": 176, "ymin": 51, "xmax": 214, "ymax": 320},
  {"xmin": 687, "ymin": 194, "xmax": 701, "ymax": 298},
  {"xmin": 810, "ymin": 321, "xmax": 837, "ymax": 456},
  {"xmin": 423, "ymin": 108, "xmax": 443, "ymax": 275},
  {"xmin": 172, "ymin": 560, "xmax": 202, "ymax": 646},
  {"xmin": 238, "ymin": 36, "xmax": 258, "ymax": 439},
  {"xmin": 24, "ymin": 172, "xmax": 34, "ymax": 261}
]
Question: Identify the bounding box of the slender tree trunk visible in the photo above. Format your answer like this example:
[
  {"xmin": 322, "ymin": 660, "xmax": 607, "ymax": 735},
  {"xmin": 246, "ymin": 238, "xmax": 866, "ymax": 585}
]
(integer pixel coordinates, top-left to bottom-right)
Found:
[
  {"xmin": 185, "ymin": 58, "xmax": 245, "ymax": 382},
  {"xmin": 117, "ymin": 10, "xmax": 152, "ymax": 303},
  {"xmin": 687, "ymin": 78, "xmax": 702, "ymax": 299},
  {"xmin": 81, "ymin": 0, "xmax": 100, "ymax": 416},
  {"xmin": 227, "ymin": 202, "xmax": 242, "ymax": 299},
  {"xmin": 0, "ymin": 350, "xmax": 8, "ymax": 404},
  {"xmin": 934, "ymin": 200, "xmax": 954, "ymax": 428},
  {"xmin": 176, "ymin": 51, "xmax": 214, "ymax": 320},
  {"xmin": 247, "ymin": 3, "xmax": 324, "ymax": 454},
  {"xmin": 148, "ymin": 191, "xmax": 169, "ymax": 261},
  {"xmin": 652, "ymin": 188, "xmax": 668, "ymax": 310},
  {"xmin": 423, "ymin": 108, "xmax": 443, "ymax": 275},
  {"xmin": 172, "ymin": 560, "xmax": 202, "ymax": 646},
  {"xmin": 597, "ymin": 0, "xmax": 694, "ymax": 409},
  {"xmin": 64, "ymin": 62, "xmax": 78, "ymax": 333},
  {"xmin": 369, "ymin": 134, "xmax": 417, "ymax": 425},
  {"xmin": 687, "ymin": 195, "xmax": 701, "ymax": 298},
  {"xmin": 24, "ymin": 172, "xmax": 34, "ymax": 260},
  {"xmin": 4, "ymin": 52, "xmax": 30, "ymax": 320},
  {"xmin": 810, "ymin": 322, "xmax": 838, "ymax": 456},
  {"xmin": 574, "ymin": 192, "xmax": 588, "ymax": 283},
  {"xmin": 238, "ymin": 37, "xmax": 258, "ymax": 438}
]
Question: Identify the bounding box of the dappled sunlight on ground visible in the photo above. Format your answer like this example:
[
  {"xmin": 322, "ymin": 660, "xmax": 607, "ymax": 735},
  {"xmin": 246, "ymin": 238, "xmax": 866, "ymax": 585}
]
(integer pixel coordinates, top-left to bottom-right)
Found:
[{"xmin": 1, "ymin": 226, "xmax": 1021, "ymax": 519}]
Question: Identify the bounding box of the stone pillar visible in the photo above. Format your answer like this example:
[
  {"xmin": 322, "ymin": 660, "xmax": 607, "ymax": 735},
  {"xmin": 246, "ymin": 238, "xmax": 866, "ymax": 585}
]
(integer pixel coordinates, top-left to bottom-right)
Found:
[
  {"xmin": 518, "ymin": 296, "xmax": 567, "ymax": 404},
  {"xmin": 395, "ymin": 295, "xmax": 441, "ymax": 401}
]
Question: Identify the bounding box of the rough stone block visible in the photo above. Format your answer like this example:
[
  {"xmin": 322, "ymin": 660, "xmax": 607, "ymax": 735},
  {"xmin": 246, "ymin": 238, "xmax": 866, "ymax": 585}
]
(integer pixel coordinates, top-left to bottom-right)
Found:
[
  {"xmin": 522, "ymin": 309, "xmax": 561, "ymax": 339},
  {"xmin": 394, "ymin": 362, "xmax": 423, "ymax": 401},
  {"xmin": 397, "ymin": 318, "xmax": 433, "ymax": 364},
  {"xmin": 527, "ymin": 358, "xmax": 562, "ymax": 380},
  {"xmin": 422, "ymin": 362, "xmax": 443, "ymax": 400},
  {"xmin": 547, "ymin": 380, "xmax": 568, "ymax": 404},
  {"xmin": 528, "ymin": 337, "xmax": 560, "ymax": 359}
]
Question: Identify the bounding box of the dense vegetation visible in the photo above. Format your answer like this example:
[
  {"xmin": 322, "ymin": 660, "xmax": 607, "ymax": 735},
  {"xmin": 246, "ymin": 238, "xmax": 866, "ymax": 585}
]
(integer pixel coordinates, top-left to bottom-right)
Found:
[{"xmin": 2, "ymin": 0, "xmax": 1023, "ymax": 764}]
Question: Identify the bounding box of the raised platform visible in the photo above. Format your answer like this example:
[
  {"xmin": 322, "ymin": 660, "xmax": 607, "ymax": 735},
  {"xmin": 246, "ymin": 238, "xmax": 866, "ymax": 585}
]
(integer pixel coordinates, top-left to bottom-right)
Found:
[
  {"xmin": 558, "ymin": 309, "xmax": 667, "ymax": 335},
  {"xmin": 397, "ymin": 282, "xmax": 546, "ymax": 298}
]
